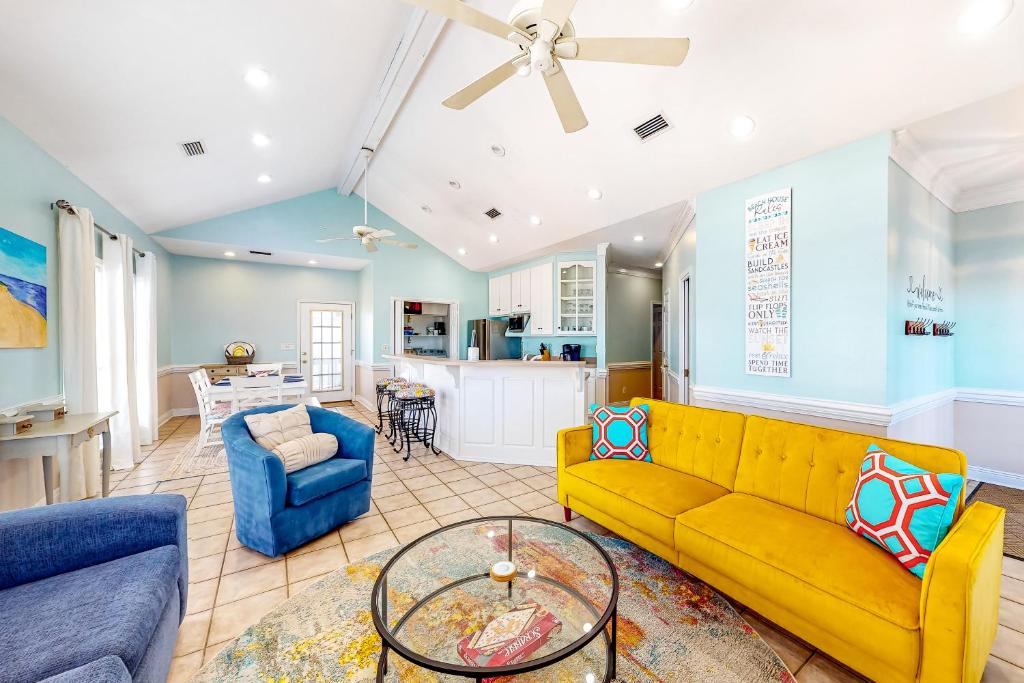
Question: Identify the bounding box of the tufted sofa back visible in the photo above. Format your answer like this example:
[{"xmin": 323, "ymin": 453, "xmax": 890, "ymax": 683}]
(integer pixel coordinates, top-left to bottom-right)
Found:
[
  {"xmin": 630, "ymin": 398, "xmax": 747, "ymax": 491},
  {"xmin": 734, "ymin": 415, "xmax": 968, "ymax": 526}
]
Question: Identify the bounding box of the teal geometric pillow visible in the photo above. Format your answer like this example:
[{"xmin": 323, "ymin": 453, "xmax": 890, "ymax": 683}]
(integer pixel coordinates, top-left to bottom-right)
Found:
[
  {"xmin": 844, "ymin": 444, "xmax": 964, "ymax": 579},
  {"xmin": 590, "ymin": 404, "xmax": 651, "ymax": 462}
]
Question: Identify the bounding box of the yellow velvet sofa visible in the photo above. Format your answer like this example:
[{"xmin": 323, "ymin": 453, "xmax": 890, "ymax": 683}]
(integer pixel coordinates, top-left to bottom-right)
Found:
[{"xmin": 557, "ymin": 398, "xmax": 1005, "ymax": 683}]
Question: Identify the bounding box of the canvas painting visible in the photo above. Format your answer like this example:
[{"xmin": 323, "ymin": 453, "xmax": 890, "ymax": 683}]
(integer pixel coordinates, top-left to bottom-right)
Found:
[{"xmin": 0, "ymin": 227, "xmax": 47, "ymax": 348}]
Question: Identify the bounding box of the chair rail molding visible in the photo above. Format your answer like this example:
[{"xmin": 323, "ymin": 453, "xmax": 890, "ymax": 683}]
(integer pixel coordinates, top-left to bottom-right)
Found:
[
  {"xmin": 1, "ymin": 394, "xmax": 65, "ymax": 416},
  {"xmin": 158, "ymin": 362, "xmax": 299, "ymax": 377},
  {"xmin": 956, "ymin": 388, "xmax": 1024, "ymax": 407},
  {"xmin": 692, "ymin": 385, "xmax": 894, "ymax": 426},
  {"xmin": 606, "ymin": 361, "xmax": 653, "ymax": 370}
]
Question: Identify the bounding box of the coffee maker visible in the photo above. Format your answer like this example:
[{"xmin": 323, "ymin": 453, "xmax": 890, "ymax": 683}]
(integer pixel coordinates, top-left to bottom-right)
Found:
[{"xmin": 560, "ymin": 344, "xmax": 582, "ymax": 361}]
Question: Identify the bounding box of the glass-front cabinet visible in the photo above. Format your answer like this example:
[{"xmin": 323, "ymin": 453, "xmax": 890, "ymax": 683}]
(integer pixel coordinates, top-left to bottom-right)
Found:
[{"xmin": 557, "ymin": 260, "xmax": 596, "ymax": 335}]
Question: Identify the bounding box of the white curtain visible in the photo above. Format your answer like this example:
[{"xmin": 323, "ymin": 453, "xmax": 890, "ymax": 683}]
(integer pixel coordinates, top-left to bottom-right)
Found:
[
  {"xmin": 98, "ymin": 234, "xmax": 140, "ymax": 469},
  {"xmin": 134, "ymin": 252, "xmax": 158, "ymax": 445},
  {"xmin": 58, "ymin": 207, "xmax": 101, "ymax": 500}
]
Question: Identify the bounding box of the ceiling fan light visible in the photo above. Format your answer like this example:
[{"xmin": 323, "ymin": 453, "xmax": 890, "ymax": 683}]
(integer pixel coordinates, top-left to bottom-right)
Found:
[
  {"xmin": 958, "ymin": 0, "xmax": 1014, "ymax": 34},
  {"xmin": 516, "ymin": 63, "xmax": 532, "ymax": 77}
]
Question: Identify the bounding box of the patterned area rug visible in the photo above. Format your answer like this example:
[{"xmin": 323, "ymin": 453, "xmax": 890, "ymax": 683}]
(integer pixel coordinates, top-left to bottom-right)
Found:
[
  {"xmin": 967, "ymin": 483, "xmax": 1024, "ymax": 560},
  {"xmin": 160, "ymin": 435, "xmax": 228, "ymax": 480},
  {"xmin": 192, "ymin": 530, "xmax": 794, "ymax": 682}
]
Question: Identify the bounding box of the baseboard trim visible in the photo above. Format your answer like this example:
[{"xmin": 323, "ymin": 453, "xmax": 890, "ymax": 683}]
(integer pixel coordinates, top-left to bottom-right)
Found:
[
  {"xmin": 353, "ymin": 395, "xmax": 376, "ymax": 413},
  {"xmin": 967, "ymin": 465, "xmax": 1024, "ymax": 490}
]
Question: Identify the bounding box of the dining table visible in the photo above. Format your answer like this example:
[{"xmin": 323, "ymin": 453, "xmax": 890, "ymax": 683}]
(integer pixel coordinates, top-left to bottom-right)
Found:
[{"xmin": 206, "ymin": 375, "xmax": 310, "ymax": 413}]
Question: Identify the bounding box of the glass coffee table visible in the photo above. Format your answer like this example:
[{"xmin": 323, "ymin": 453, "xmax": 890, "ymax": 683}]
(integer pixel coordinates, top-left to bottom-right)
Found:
[{"xmin": 370, "ymin": 516, "xmax": 618, "ymax": 682}]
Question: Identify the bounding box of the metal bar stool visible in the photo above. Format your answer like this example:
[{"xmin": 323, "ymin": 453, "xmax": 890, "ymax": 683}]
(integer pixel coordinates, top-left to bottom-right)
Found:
[
  {"xmin": 381, "ymin": 379, "xmax": 410, "ymax": 445},
  {"xmin": 392, "ymin": 384, "xmax": 442, "ymax": 461},
  {"xmin": 375, "ymin": 377, "xmax": 407, "ymax": 434}
]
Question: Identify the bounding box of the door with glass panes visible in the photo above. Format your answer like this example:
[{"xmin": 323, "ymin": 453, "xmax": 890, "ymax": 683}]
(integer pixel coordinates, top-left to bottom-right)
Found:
[{"xmin": 298, "ymin": 302, "xmax": 354, "ymax": 402}]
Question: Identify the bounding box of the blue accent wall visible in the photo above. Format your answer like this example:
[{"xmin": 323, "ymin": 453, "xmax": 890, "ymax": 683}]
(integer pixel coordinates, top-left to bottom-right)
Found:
[
  {"xmin": 695, "ymin": 133, "xmax": 892, "ymax": 404},
  {"xmin": 156, "ymin": 189, "xmax": 488, "ymax": 362},
  {"xmin": 955, "ymin": 200, "xmax": 1024, "ymax": 391},
  {"xmin": 0, "ymin": 116, "xmax": 172, "ymax": 410}
]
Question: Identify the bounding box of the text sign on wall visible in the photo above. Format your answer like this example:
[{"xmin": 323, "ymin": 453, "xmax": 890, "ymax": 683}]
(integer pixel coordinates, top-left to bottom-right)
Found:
[{"xmin": 745, "ymin": 188, "xmax": 792, "ymax": 377}]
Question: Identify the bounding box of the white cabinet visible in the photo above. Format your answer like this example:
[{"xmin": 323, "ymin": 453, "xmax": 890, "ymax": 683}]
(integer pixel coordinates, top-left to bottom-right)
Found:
[
  {"xmin": 557, "ymin": 260, "xmax": 596, "ymax": 335},
  {"xmin": 488, "ymin": 273, "xmax": 511, "ymax": 316},
  {"xmin": 528, "ymin": 262, "xmax": 553, "ymax": 335},
  {"xmin": 510, "ymin": 269, "xmax": 531, "ymax": 313}
]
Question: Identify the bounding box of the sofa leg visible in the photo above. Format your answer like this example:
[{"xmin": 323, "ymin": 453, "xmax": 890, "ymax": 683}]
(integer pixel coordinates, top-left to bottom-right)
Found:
[{"xmin": 563, "ymin": 506, "xmax": 572, "ymax": 522}]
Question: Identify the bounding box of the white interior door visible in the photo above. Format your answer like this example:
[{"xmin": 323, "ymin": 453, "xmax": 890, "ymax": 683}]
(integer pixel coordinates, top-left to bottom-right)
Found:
[{"xmin": 298, "ymin": 301, "xmax": 354, "ymax": 402}]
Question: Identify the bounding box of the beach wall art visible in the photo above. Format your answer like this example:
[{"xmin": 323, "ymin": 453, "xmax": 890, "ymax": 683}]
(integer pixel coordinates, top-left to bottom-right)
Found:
[{"xmin": 0, "ymin": 226, "xmax": 47, "ymax": 348}]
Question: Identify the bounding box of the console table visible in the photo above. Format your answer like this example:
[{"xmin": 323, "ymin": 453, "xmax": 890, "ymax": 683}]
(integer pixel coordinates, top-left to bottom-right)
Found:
[{"xmin": 0, "ymin": 411, "xmax": 118, "ymax": 504}]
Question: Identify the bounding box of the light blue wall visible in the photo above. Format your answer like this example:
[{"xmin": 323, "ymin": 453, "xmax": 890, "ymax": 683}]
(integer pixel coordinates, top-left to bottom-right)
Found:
[
  {"xmin": 662, "ymin": 224, "xmax": 697, "ymax": 379},
  {"xmin": 695, "ymin": 133, "xmax": 892, "ymax": 404},
  {"xmin": 886, "ymin": 162, "xmax": 956, "ymax": 403},
  {"xmin": 606, "ymin": 272, "xmax": 662, "ymax": 363},
  {"xmin": 169, "ymin": 255, "xmax": 359, "ymax": 364},
  {"xmin": 954, "ymin": 200, "xmax": 1024, "ymax": 391},
  {"xmin": 156, "ymin": 189, "xmax": 488, "ymax": 362},
  {"xmin": 487, "ymin": 250, "xmax": 601, "ymax": 360},
  {"xmin": 0, "ymin": 116, "xmax": 172, "ymax": 409}
]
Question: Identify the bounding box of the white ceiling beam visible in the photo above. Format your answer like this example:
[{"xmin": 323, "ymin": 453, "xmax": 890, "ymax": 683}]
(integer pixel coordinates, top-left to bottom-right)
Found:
[{"xmin": 336, "ymin": 7, "xmax": 448, "ymax": 196}]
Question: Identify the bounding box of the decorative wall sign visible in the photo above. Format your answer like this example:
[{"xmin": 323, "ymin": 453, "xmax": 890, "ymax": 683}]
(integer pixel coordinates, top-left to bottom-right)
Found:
[
  {"xmin": 905, "ymin": 275, "xmax": 945, "ymax": 314},
  {"xmin": 745, "ymin": 189, "xmax": 791, "ymax": 377},
  {"xmin": 0, "ymin": 227, "xmax": 47, "ymax": 348}
]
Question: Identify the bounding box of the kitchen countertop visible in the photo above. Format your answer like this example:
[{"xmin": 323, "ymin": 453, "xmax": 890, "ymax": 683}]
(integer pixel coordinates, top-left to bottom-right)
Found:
[{"xmin": 384, "ymin": 354, "xmax": 591, "ymax": 368}]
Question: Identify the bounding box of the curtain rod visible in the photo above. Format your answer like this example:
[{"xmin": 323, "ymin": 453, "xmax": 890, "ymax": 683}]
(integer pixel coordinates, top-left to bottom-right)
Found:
[{"xmin": 51, "ymin": 200, "xmax": 146, "ymax": 258}]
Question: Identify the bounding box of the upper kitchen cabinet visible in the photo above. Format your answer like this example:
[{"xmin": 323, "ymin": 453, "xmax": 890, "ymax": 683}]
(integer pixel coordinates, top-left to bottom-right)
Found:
[
  {"xmin": 558, "ymin": 260, "xmax": 596, "ymax": 335},
  {"xmin": 510, "ymin": 268, "xmax": 531, "ymax": 313},
  {"xmin": 488, "ymin": 273, "xmax": 511, "ymax": 316},
  {"xmin": 529, "ymin": 262, "xmax": 553, "ymax": 335}
]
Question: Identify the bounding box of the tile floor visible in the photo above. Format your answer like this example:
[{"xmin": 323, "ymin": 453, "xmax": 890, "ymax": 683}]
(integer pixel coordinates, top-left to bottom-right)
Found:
[{"xmin": 107, "ymin": 404, "xmax": 1024, "ymax": 682}]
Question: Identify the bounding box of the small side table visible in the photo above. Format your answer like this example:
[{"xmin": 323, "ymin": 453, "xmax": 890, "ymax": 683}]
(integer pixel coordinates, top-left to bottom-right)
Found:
[{"xmin": 0, "ymin": 411, "xmax": 118, "ymax": 504}]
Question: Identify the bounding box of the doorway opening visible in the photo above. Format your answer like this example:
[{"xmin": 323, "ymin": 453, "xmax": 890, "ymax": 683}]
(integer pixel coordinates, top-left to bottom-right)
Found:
[
  {"xmin": 679, "ymin": 274, "xmax": 691, "ymax": 405},
  {"xmin": 651, "ymin": 302, "xmax": 664, "ymax": 400}
]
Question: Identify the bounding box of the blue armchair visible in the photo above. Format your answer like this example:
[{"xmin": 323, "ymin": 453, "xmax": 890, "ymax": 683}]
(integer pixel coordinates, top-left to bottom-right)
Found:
[
  {"xmin": 223, "ymin": 404, "xmax": 374, "ymax": 556},
  {"xmin": 0, "ymin": 495, "xmax": 188, "ymax": 683}
]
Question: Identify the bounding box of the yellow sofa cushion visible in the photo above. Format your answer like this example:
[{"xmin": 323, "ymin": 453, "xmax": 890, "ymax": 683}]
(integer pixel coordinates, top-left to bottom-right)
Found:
[
  {"xmin": 676, "ymin": 492, "xmax": 922, "ymax": 678},
  {"xmin": 563, "ymin": 459, "xmax": 729, "ymax": 549},
  {"xmin": 630, "ymin": 398, "xmax": 747, "ymax": 490},
  {"xmin": 735, "ymin": 415, "xmax": 967, "ymax": 525}
]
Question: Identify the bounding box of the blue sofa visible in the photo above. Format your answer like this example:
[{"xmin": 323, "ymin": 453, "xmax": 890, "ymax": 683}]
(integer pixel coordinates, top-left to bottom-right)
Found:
[
  {"xmin": 0, "ymin": 495, "xmax": 188, "ymax": 683},
  {"xmin": 223, "ymin": 404, "xmax": 374, "ymax": 556}
]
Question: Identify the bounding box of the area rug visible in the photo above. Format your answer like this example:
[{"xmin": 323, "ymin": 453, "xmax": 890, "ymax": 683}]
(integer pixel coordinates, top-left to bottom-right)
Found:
[
  {"xmin": 159, "ymin": 435, "xmax": 228, "ymax": 480},
  {"xmin": 192, "ymin": 529, "xmax": 794, "ymax": 682},
  {"xmin": 967, "ymin": 483, "xmax": 1024, "ymax": 560}
]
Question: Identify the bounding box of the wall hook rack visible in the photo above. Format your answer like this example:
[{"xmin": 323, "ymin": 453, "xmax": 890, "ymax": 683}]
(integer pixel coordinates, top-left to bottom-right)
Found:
[
  {"xmin": 905, "ymin": 318, "xmax": 932, "ymax": 336},
  {"xmin": 933, "ymin": 321, "xmax": 956, "ymax": 337}
]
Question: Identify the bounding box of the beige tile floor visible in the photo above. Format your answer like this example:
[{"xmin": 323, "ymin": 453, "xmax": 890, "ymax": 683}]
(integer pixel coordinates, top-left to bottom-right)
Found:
[{"xmin": 107, "ymin": 405, "xmax": 1024, "ymax": 682}]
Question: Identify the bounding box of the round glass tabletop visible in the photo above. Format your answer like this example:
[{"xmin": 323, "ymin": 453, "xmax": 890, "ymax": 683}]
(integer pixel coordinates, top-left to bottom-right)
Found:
[{"xmin": 370, "ymin": 516, "xmax": 619, "ymax": 681}]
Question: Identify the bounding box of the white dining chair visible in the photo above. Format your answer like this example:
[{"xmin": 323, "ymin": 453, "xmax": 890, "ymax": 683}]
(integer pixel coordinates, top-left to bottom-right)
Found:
[
  {"xmin": 189, "ymin": 369, "xmax": 230, "ymax": 450},
  {"xmin": 246, "ymin": 363, "xmax": 283, "ymax": 377},
  {"xmin": 229, "ymin": 376, "xmax": 284, "ymax": 413}
]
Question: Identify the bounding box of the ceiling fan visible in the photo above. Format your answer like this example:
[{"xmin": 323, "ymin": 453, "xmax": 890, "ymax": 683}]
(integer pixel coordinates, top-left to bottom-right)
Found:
[
  {"xmin": 316, "ymin": 147, "xmax": 418, "ymax": 253},
  {"xmin": 399, "ymin": 0, "xmax": 690, "ymax": 133}
]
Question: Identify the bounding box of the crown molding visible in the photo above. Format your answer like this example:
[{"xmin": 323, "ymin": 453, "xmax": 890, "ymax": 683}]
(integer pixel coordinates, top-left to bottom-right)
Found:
[{"xmin": 659, "ymin": 200, "xmax": 696, "ymax": 264}]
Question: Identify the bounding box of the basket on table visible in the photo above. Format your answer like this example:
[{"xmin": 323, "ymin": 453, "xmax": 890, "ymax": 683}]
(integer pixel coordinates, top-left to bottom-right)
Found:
[{"xmin": 224, "ymin": 341, "xmax": 256, "ymax": 365}]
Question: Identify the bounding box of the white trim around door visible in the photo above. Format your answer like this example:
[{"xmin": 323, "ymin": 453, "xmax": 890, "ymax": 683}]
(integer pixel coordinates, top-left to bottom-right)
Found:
[{"xmin": 297, "ymin": 300, "xmax": 356, "ymax": 402}]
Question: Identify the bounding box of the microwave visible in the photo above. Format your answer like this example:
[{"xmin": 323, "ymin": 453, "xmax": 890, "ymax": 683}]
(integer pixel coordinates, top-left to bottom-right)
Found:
[{"xmin": 508, "ymin": 314, "xmax": 530, "ymax": 333}]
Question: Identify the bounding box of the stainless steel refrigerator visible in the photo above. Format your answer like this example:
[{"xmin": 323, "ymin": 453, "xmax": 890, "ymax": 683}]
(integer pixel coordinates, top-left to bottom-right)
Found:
[{"xmin": 469, "ymin": 319, "xmax": 522, "ymax": 360}]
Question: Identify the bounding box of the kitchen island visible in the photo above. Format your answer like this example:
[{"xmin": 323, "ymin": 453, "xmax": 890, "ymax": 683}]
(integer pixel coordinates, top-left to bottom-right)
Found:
[{"xmin": 383, "ymin": 355, "xmax": 589, "ymax": 466}]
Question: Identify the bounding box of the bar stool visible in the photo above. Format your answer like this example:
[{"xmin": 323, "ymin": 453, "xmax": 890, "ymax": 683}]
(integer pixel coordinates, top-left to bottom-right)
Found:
[
  {"xmin": 375, "ymin": 377, "xmax": 407, "ymax": 434},
  {"xmin": 382, "ymin": 379, "xmax": 410, "ymax": 445},
  {"xmin": 392, "ymin": 384, "xmax": 441, "ymax": 461}
]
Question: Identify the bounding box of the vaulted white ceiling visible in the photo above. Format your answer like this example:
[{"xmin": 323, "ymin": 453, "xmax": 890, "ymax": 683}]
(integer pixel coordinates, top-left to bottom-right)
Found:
[{"xmin": 1, "ymin": 1, "xmax": 1022, "ymax": 272}]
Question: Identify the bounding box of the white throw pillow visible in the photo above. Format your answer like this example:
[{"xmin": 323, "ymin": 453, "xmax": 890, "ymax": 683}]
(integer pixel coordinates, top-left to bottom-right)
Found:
[
  {"xmin": 244, "ymin": 404, "xmax": 313, "ymax": 452},
  {"xmin": 272, "ymin": 433, "xmax": 338, "ymax": 473}
]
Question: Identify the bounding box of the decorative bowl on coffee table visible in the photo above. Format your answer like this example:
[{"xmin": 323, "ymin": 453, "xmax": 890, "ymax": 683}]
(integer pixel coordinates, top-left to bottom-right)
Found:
[{"xmin": 370, "ymin": 516, "xmax": 619, "ymax": 682}]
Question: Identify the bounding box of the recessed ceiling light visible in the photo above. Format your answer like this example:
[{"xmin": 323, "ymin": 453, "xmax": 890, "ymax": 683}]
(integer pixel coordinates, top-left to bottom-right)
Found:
[
  {"xmin": 257, "ymin": 174, "xmax": 272, "ymax": 184},
  {"xmin": 662, "ymin": 0, "xmax": 696, "ymax": 11},
  {"xmin": 457, "ymin": 247, "xmax": 467, "ymax": 256},
  {"xmin": 490, "ymin": 144, "xmax": 506, "ymax": 157},
  {"xmin": 619, "ymin": 268, "xmax": 627, "ymax": 273},
  {"xmin": 529, "ymin": 215, "xmax": 543, "ymax": 226},
  {"xmin": 633, "ymin": 234, "xmax": 645, "ymax": 242},
  {"xmin": 251, "ymin": 132, "xmax": 271, "ymax": 147},
  {"xmin": 587, "ymin": 188, "xmax": 603, "ymax": 200},
  {"xmin": 449, "ymin": 180, "xmax": 461, "ymax": 190},
  {"xmin": 244, "ymin": 67, "xmax": 270, "ymax": 88},
  {"xmin": 655, "ymin": 262, "xmax": 664, "ymax": 268},
  {"xmin": 489, "ymin": 234, "xmax": 499, "ymax": 243},
  {"xmin": 224, "ymin": 251, "xmax": 236, "ymax": 258},
  {"xmin": 308, "ymin": 259, "xmax": 318, "ymax": 265},
  {"xmin": 730, "ymin": 115, "xmax": 757, "ymax": 139},
  {"xmin": 958, "ymin": 0, "xmax": 1014, "ymax": 34}
]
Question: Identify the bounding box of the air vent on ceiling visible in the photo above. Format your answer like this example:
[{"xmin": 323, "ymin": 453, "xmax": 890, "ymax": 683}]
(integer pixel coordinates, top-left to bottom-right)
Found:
[
  {"xmin": 179, "ymin": 140, "xmax": 206, "ymax": 157},
  {"xmin": 484, "ymin": 208, "xmax": 502, "ymax": 220},
  {"xmin": 633, "ymin": 113, "xmax": 671, "ymax": 142},
  {"xmin": 248, "ymin": 249, "xmax": 272, "ymax": 256}
]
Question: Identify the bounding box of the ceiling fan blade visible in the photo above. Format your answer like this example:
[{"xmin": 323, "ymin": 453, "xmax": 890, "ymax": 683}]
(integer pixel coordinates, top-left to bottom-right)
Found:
[
  {"xmin": 543, "ymin": 60, "xmax": 588, "ymax": 133},
  {"xmin": 315, "ymin": 237, "xmax": 358, "ymax": 243},
  {"xmin": 363, "ymin": 238, "xmax": 379, "ymax": 254},
  {"xmin": 561, "ymin": 37, "xmax": 691, "ymax": 67},
  {"xmin": 541, "ymin": 0, "xmax": 577, "ymax": 32},
  {"xmin": 398, "ymin": 0, "xmax": 527, "ymax": 42},
  {"xmin": 369, "ymin": 228, "xmax": 396, "ymax": 239},
  {"xmin": 443, "ymin": 58, "xmax": 520, "ymax": 110},
  {"xmin": 379, "ymin": 239, "xmax": 419, "ymax": 250}
]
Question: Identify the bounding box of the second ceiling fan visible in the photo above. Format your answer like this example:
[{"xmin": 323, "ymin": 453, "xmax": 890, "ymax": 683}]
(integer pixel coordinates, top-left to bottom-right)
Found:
[{"xmin": 400, "ymin": 0, "xmax": 691, "ymax": 133}]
